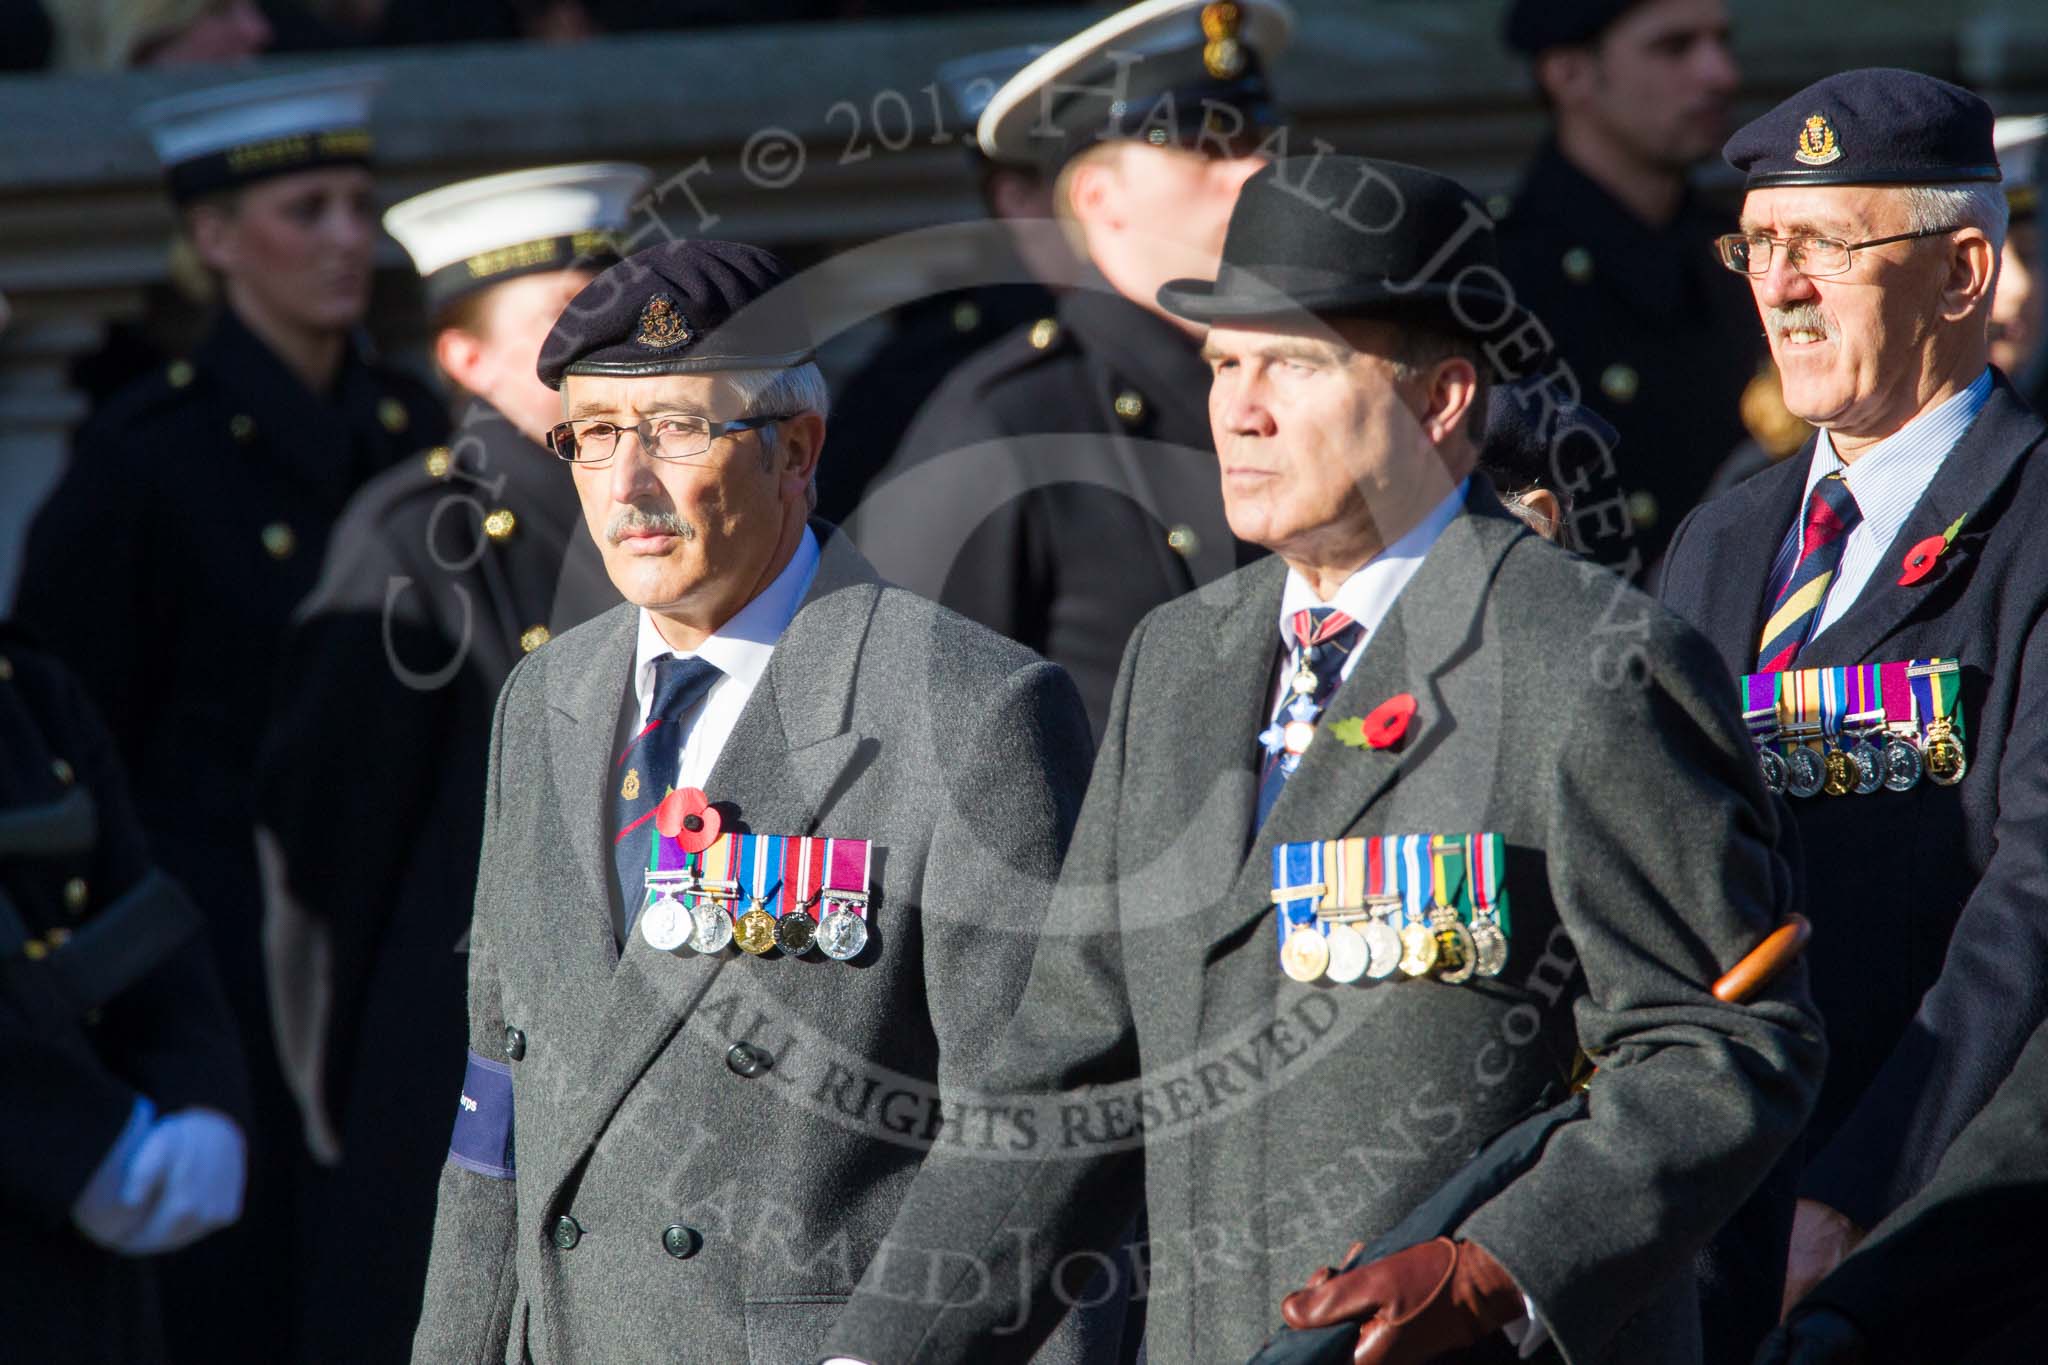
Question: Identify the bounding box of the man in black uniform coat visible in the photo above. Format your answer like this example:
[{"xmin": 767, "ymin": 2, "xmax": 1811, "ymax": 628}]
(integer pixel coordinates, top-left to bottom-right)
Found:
[
  {"xmin": 1757, "ymin": 1011, "xmax": 2048, "ymax": 1365},
  {"xmin": 1497, "ymin": 0, "xmax": 1761, "ymax": 570},
  {"xmin": 255, "ymin": 162, "xmax": 637, "ymax": 1364},
  {"xmin": 1, "ymin": 623, "xmax": 253, "ymax": 1362},
  {"xmin": 11, "ymin": 69, "xmax": 446, "ymax": 1363},
  {"xmin": 853, "ymin": 0, "xmax": 1291, "ymax": 734},
  {"xmin": 1659, "ymin": 69, "xmax": 2047, "ymax": 1354}
]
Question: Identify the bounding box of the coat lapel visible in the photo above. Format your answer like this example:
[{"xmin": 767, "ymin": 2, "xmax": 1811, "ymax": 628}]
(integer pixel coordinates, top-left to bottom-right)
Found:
[
  {"xmin": 1800, "ymin": 379, "xmax": 2046, "ymax": 666},
  {"xmin": 538, "ymin": 526, "xmax": 882, "ymax": 1210},
  {"xmin": 542, "ymin": 603, "xmax": 640, "ymax": 982},
  {"xmin": 1204, "ymin": 487, "xmax": 1525, "ymax": 955}
]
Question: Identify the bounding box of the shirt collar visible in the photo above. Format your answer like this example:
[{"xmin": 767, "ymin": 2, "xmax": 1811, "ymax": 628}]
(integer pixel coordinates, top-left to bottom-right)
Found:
[
  {"xmin": 1808, "ymin": 367, "xmax": 1995, "ymax": 496},
  {"xmin": 634, "ymin": 525, "xmax": 821, "ymax": 711},
  {"xmin": 1276, "ymin": 479, "xmax": 1467, "ymax": 642}
]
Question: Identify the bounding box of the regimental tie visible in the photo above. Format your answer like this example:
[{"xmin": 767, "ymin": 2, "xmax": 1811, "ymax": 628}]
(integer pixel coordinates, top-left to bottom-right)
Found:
[
  {"xmin": 612, "ymin": 655, "xmax": 722, "ymax": 933},
  {"xmin": 1757, "ymin": 472, "xmax": 1863, "ymax": 672},
  {"xmin": 1255, "ymin": 606, "xmax": 1366, "ymax": 830}
]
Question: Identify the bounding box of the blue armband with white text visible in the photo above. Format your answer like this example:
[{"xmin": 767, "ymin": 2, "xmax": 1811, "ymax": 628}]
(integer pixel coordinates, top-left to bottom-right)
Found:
[{"xmin": 448, "ymin": 1049, "xmax": 515, "ymax": 1179}]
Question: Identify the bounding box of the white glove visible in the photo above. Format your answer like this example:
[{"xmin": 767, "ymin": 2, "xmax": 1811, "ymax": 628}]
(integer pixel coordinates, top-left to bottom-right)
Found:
[{"xmin": 71, "ymin": 1097, "xmax": 247, "ymax": 1256}]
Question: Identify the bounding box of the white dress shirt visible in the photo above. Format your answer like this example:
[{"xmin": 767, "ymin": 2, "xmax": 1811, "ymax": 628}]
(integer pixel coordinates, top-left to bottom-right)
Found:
[
  {"xmin": 1266, "ymin": 480, "xmax": 1467, "ymax": 721},
  {"xmin": 628, "ymin": 526, "xmax": 820, "ymax": 791},
  {"xmin": 1772, "ymin": 367, "xmax": 1993, "ymax": 640}
]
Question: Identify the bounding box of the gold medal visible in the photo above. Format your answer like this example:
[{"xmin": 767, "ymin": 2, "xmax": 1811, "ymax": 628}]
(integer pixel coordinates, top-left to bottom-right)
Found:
[
  {"xmin": 1432, "ymin": 910, "xmax": 1476, "ymax": 985},
  {"xmin": 1821, "ymin": 748, "xmax": 1856, "ymax": 797},
  {"xmin": 1280, "ymin": 925, "xmax": 1329, "ymax": 982},
  {"xmin": 1398, "ymin": 922, "xmax": 1438, "ymax": 977},
  {"xmin": 735, "ymin": 903, "xmax": 778, "ymax": 955},
  {"xmin": 1924, "ymin": 721, "xmax": 1967, "ymax": 786}
]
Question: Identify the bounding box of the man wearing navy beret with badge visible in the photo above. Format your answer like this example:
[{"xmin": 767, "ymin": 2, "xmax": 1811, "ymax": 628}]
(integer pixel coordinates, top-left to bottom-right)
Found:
[
  {"xmin": 822, "ymin": 154, "xmax": 1822, "ymax": 1365},
  {"xmin": 1659, "ymin": 67, "xmax": 2048, "ymax": 1339},
  {"xmin": 410, "ymin": 241, "xmax": 1118, "ymax": 1363}
]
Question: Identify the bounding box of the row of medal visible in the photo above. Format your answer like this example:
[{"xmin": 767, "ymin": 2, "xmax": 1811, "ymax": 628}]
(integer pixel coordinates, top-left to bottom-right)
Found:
[
  {"xmin": 639, "ymin": 832, "xmax": 872, "ymax": 961},
  {"xmin": 1271, "ymin": 833, "xmax": 1510, "ymax": 986},
  {"xmin": 1742, "ymin": 658, "xmax": 1966, "ymax": 799}
]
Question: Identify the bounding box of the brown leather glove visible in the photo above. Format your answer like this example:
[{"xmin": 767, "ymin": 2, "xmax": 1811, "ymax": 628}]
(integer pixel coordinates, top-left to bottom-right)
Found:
[{"xmin": 1280, "ymin": 1236, "xmax": 1526, "ymax": 1365}]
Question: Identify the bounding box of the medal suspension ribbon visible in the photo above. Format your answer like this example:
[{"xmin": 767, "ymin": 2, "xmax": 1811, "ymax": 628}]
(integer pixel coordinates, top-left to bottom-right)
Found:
[
  {"xmin": 1466, "ymin": 832, "xmax": 1509, "ymax": 938},
  {"xmin": 1271, "ymin": 837, "xmax": 1325, "ymax": 965},
  {"xmin": 1907, "ymin": 659, "xmax": 1964, "ymax": 743}
]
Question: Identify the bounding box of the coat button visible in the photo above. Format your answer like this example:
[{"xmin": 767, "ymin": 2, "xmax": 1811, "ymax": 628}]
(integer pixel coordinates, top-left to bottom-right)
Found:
[
  {"xmin": 229, "ymin": 413, "xmax": 257, "ymax": 444},
  {"xmin": 504, "ymin": 1026, "xmax": 527, "ymax": 1060},
  {"xmin": 552, "ymin": 1215, "xmax": 581, "ymax": 1250},
  {"xmin": 63, "ymin": 877, "xmax": 89, "ymax": 913},
  {"xmin": 483, "ymin": 508, "xmax": 518, "ymax": 542},
  {"xmin": 1113, "ymin": 390, "xmax": 1147, "ymax": 424},
  {"xmin": 50, "ymin": 757, "xmax": 74, "ymax": 785},
  {"xmin": 519, "ymin": 625, "xmax": 552, "ymax": 654},
  {"xmin": 261, "ymin": 522, "xmax": 297, "ymax": 560},
  {"xmin": 725, "ymin": 1042, "xmax": 770, "ymax": 1078},
  {"xmin": 662, "ymin": 1224, "xmax": 701, "ymax": 1259}
]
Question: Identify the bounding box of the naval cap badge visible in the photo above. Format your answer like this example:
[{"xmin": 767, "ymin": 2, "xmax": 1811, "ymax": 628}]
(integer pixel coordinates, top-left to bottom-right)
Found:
[
  {"xmin": 636, "ymin": 293, "xmax": 696, "ymax": 351},
  {"xmin": 1795, "ymin": 113, "xmax": 1842, "ymax": 167}
]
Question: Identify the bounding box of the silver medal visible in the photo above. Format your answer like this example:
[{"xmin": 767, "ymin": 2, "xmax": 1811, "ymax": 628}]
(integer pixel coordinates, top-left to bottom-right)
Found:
[
  {"xmin": 816, "ymin": 907, "xmax": 868, "ymax": 961},
  {"xmin": 1322, "ymin": 921, "xmax": 1369, "ymax": 983},
  {"xmin": 1757, "ymin": 748, "xmax": 1787, "ymax": 795},
  {"xmin": 1882, "ymin": 736, "xmax": 1923, "ymax": 793},
  {"xmin": 1471, "ymin": 921, "xmax": 1509, "ymax": 978},
  {"xmin": 1362, "ymin": 918, "xmax": 1403, "ymax": 980},
  {"xmin": 640, "ymin": 892, "xmax": 689, "ymax": 952},
  {"xmin": 687, "ymin": 898, "xmax": 734, "ymax": 954},
  {"xmin": 1783, "ymin": 745, "xmax": 1826, "ymax": 799},
  {"xmin": 1850, "ymin": 741, "xmax": 1884, "ymax": 795}
]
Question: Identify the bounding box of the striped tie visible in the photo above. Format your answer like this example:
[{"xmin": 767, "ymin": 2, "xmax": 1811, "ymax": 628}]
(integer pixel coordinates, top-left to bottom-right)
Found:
[
  {"xmin": 1757, "ymin": 473, "xmax": 1862, "ymax": 672},
  {"xmin": 612, "ymin": 656, "xmax": 722, "ymax": 933}
]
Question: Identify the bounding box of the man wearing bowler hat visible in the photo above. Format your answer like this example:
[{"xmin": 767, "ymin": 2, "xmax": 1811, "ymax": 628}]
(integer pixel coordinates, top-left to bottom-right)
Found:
[
  {"xmin": 821, "ymin": 155, "xmax": 1822, "ymax": 1365},
  {"xmin": 410, "ymin": 239, "xmax": 1120, "ymax": 1364},
  {"xmin": 1659, "ymin": 68, "xmax": 2048, "ymax": 1327}
]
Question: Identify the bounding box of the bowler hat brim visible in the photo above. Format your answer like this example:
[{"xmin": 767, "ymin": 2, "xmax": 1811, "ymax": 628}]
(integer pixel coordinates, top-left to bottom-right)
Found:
[{"xmin": 1156, "ymin": 271, "xmax": 1520, "ymax": 333}]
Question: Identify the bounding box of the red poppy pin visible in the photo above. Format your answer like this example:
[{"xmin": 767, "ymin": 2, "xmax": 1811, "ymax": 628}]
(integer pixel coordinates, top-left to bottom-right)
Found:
[
  {"xmin": 655, "ymin": 786, "xmax": 721, "ymax": 852},
  {"xmin": 1328, "ymin": 693, "xmax": 1418, "ymax": 751},
  {"xmin": 1898, "ymin": 512, "xmax": 1969, "ymax": 586}
]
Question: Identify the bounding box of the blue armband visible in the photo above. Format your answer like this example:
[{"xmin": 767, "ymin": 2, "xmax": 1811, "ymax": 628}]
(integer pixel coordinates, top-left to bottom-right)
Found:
[{"xmin": 448, "ymin": 1048, "xmax": 515, "ymax": 1179}]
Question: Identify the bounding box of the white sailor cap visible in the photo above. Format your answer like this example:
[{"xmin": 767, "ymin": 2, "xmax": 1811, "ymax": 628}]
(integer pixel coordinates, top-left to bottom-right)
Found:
[
  {"xmin": 384, "ymin": 163, "xmax": 654, "ymax": 309},
  {"xmin": 977, "ymin": 0, "xmax": 1294, "ymax": 170},
  {"xmin": 137, "ymin": 66, "xmax": 383, "ymax": 204},
  {"xmin": 1997, "ymin": 115, "xmax": 2048, "ymax": 223}
]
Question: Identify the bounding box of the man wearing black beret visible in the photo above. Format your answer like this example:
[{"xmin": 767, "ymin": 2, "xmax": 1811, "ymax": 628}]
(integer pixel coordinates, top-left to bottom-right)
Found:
[
  {"xmin": 1496, "ymin": 0, "xmax": 1760, "ymax": 570},
  {"xmin": 409, "ymin": 240, "xmax": 1119, "ymax": 1363},
  {"xmin": 1659, "ymin": 66, "xmax": 2048, "ymax": 1345},
  {"xmin": 821, "ymin": 153, "xmax": 1820, "ymax": 1365}
]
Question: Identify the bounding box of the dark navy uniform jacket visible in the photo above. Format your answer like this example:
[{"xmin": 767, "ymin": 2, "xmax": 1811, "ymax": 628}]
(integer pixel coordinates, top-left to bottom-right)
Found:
[
  {"xmin": 1498, "ymin": 140, "xmax": 1763, "ymax": 568},
  {"xmin": 861, "ymin": 285, "xmax": 1261, "ymax": 735},
  {"xmin": 0, "ymin": 627, "xmax": 249, "ymax": 1363},
  {"xmin": 255, "ymin": 400, "xmax": 616, "ymax": 1365},
  {"xmin": 1660, "ymin": 371, "xmax": 2048, "ymax": 1230},
  {"xmin": 12, "ymin": 305, "xmax": 446, "ymax": 1365}
]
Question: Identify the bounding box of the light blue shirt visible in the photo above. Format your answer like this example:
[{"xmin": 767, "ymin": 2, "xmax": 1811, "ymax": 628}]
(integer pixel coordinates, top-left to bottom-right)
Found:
[{"xmin": 1770, "ymin": 368, "xmax": 1993, "ymax": 640}]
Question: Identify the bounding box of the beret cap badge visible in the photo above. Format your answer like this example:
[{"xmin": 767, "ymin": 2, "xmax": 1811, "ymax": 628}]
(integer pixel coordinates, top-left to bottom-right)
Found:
[
  {"xmin": 1794, "ymin": 113, "xmax": 1843, "ymax": 167},
  {"xmin": 636, "ymin": 294, "xmax": 696, "ymax": 351}
]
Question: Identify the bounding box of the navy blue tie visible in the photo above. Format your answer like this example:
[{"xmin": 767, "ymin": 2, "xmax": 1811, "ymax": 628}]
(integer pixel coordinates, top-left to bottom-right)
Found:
[
  {"xmin": 1255, "ymin": 606, "xmax": 1365, "ymax": 831},
  {"xmin": 612, "ymin": 655, "xmax": 722, "ymax": 934}
]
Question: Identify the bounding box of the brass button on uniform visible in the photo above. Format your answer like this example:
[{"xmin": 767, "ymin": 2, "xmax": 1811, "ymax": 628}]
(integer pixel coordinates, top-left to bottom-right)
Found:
[
  {"xmin": 378, "ymin": 397, "xmax": 410, "ymax": 433},
  {"xmin": 46, "ymin": 927, "xmax": 71, "ymax": 949},
  {"xmin": 23, "ymin": 939, "xmax": 47, "ymax": 961},
  {"xmin": 1113, "ymin": 390, "xmax": 1147, "ymax": 424},
  {"xmin": 1628, "ymin": 490, "xmax": 1660, "ymax": 529},
  {"xmin": 551, "ymin": 1215, "xmax": 582, "ymax": 1250},
  {"xmin": 63, "ymin": 877, "xmax": 89, "ymax": 913},
  {"xmin": 725, "ymin": 1042, "xmax": 770, "ymax": 1078},
  {"xmin": 1486, "ymin": 193, "xmax": 1513, "ymax": 221},
  {"xmin": 483, "ymin": 509, "xmax": 518, "ymax": 542},
  {"xmin": 1600, "ymin": 363, "xmax": 1640, "ymax": 404},
  {"xmin": 504, "ymin": 1026, "xmax": 527, "ymax": 1060},
  {"xmin": 519, "ymin": 625, "xmax": 552, "ymax": 654},
  {"xmin": 1029, "ymin": 317, "xmax": 1059, "ymax": 350},
  {"xmin": 1166, "ymin": 525, "xmax": 1199, "ymax": 557},
  {"xmin": 229, "ymin": 414, "xmax": 257, "ymax": 444},
  {"xmin": 662, "ymin": 1224, "xmax": 701, "ymax": 1259},
  {"xmin": 951, "ymin": 300, "xmax": 982, "ymax": 333},
  {"xmin": 423, "ymin": 446, "xmax": 452, "ymax": 479},
  {"xmin": 50, "ymin": 757, "xmax": 74, "ymax": 785},
  {"xmin": 1561, "ymin": 247, "xmax": 1594, "ymax": 284},
  {"xmin": 261, "ymin": 522, "xmax": 297, "ymax": 560},
  {"xmin": 166, "ymin": 360, "xmax": 195, "ymax": 389}
]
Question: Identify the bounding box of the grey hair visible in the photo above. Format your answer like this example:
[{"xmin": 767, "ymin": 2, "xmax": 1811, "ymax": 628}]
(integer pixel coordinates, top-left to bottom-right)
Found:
[
  {"xmin": 720, "ymin": 361, "xmax": 830, "ymax": 511},
  {"xmin": 1898, "ymin": 184, "xmax": 2008, "ymax": 253}
]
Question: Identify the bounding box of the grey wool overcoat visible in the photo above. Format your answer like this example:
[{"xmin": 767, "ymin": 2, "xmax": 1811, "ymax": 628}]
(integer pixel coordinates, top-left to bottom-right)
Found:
[
  {"xmin": 821, "ymin": 481, "xmax": 1828, "ymax": 1365},
  {"xmin": 411, "ymin": 524, "xmax": 1120, "ymax": 1364}
]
